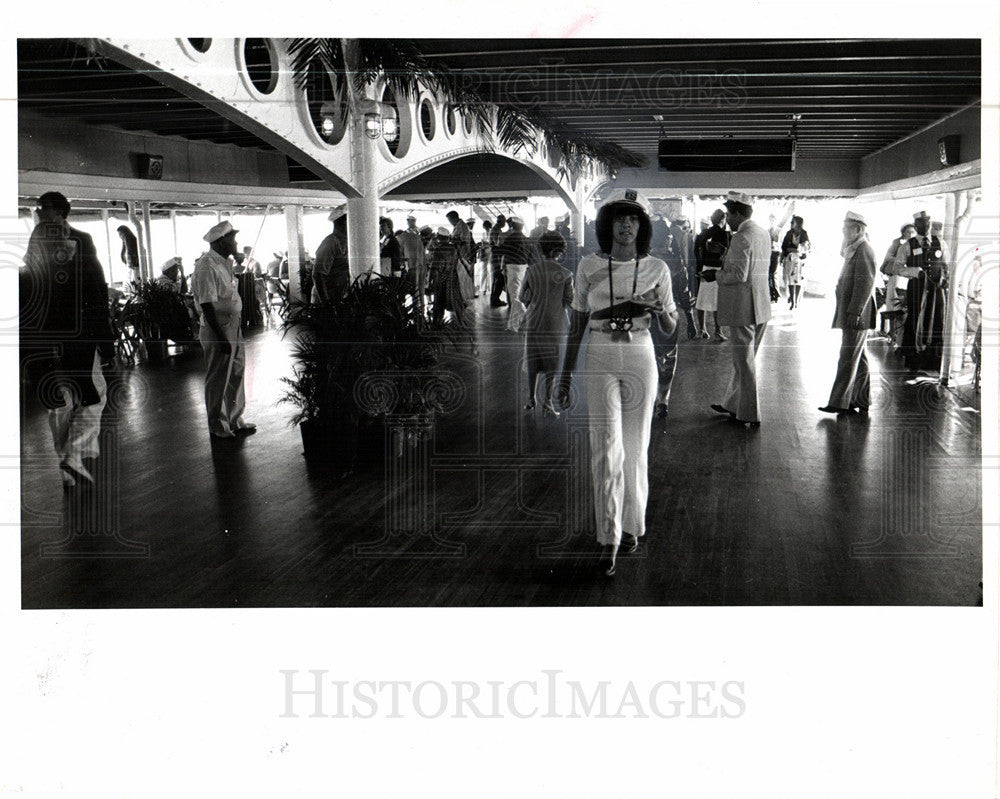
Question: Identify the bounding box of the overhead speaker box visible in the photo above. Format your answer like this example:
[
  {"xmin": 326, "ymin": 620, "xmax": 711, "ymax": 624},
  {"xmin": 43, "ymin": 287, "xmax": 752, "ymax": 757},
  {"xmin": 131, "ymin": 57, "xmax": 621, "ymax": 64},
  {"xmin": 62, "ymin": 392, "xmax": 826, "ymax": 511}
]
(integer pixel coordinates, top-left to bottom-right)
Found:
[
  {"xmin": 658, "ymin": 138, "xmax": 796, "ymax": 172},
  {"xmin": 938, "ymin": 134, "xmax": 961, "ymax": 166},
  {"xmin": 135, "ymin": 153, "xmax": 164, "ymax": 180}
]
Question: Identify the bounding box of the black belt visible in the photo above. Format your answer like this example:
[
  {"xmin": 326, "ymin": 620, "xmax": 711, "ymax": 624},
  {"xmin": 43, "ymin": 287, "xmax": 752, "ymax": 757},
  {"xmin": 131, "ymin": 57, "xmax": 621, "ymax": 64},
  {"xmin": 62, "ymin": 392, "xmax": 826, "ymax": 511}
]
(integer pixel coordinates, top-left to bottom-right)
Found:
[{"xmin": 591, "ymin": 302, "xmax": 649, "ymax": 321}]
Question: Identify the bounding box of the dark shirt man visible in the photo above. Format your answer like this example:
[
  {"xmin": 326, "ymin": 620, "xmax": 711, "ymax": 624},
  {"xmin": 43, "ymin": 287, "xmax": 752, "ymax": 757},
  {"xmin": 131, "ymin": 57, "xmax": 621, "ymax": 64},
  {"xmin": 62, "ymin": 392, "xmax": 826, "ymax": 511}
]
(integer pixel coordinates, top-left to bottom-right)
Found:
[
  {"xmin": 313, "ymin": 212, "xmax": 350, "ymax": 302},
  {"xmin": 23, "ymin": 191, "xmax": 114, "ymax": 485},
  {"xmin": 488, "ymin": 214, "xmax": 508, "ymax": 307}
]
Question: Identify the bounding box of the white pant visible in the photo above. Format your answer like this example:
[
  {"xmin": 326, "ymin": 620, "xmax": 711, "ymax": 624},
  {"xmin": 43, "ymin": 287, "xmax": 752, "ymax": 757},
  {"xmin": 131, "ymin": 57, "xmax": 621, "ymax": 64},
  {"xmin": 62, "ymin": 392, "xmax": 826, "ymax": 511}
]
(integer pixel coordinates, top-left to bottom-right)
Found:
[
  {"xmin": 584, "ymin": 329, "xmax": 658, "ymax": 546},
  {"xmin": 722, "ymin": 322, "xmax": 768, "ymax": 423},
  {"xmin": 48, "ymin": 349, "xmax": 106, "ymax": 471},
  {"xmin": 475, "ymin": 258, "xmax": 491, "ymax": 295},
  {"xmin": 199, "ymin": 311, "xmax": 247, "ymax": 435},
  {"xmin": 505, "ymin": 263, "xmax": 528, "ymax": 331}
]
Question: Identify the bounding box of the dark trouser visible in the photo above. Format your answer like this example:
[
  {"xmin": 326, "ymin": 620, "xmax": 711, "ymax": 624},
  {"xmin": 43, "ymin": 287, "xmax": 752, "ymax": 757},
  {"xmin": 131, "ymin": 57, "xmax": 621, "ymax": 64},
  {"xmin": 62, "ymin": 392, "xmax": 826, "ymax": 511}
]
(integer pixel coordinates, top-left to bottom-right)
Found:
[
  {"xmin": 489, "ymin": 261, "xmax": 506, "ymax": 305},
  {"xmin": 651, "ymin": 317, "xmax": 679, "ymax": 406},
  {"xmin": 827, "ymin": 328, "xmax": 871, "ymax": 409},
  {"xmin": 768, "ymin": 252, "xmax": 780, "ymax": 302},
  {"xmin": 45, "ymin": 340, "xmax": 103, "ymax": 408}
]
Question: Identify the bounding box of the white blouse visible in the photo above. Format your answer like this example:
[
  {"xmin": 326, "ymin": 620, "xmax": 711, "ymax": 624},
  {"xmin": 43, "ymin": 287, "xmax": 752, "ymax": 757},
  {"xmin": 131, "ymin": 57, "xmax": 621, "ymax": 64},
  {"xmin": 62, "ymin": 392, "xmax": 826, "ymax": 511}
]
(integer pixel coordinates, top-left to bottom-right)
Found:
[{"xmin": 571, "ymin": 253, "xmax": 676, "ymax": 316}]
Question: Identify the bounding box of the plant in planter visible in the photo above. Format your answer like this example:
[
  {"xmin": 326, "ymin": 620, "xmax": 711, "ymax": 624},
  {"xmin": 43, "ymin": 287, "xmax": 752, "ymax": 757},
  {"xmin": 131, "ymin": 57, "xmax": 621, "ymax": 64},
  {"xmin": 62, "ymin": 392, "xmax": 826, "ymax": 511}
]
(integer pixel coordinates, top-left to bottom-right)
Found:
[
  {"xmin": 121, "ymin": 280, "xmax": 198, "ymax": 362},
  {"xmin": 279, "ymin": 271, "xmax": 469, "ymax": 470}
]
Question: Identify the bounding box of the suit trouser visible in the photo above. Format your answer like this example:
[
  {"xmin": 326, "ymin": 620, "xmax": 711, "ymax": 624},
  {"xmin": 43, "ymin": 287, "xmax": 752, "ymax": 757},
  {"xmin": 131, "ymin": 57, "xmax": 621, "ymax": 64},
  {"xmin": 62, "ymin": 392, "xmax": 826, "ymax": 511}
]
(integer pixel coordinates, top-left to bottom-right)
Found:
[
  {"xmin": 489, "ymin": 261, "xmax": 506, "ymax": 304},
  {"xmin": 722, "ymin": 322, "xmax": 768, "ymax": 423},
  {"xmin": 827, "ymin": 328, "xmax": 870, "ymax": 409},
  {"xmin": 200, "ymin": 312, "xmax": 247, "ymax": 435},
  {"xmin": 505, "ymin": 263, "xmax": 528, "ymax": 331},
  {"xmin": 585, "ymin": 329, "xmax": 658, "ymax": 546},
  {"xmin": 48, "ymin": 348, "xmax": 106, "ymax": 469},
  {"xmin": 650, "ymin": 318, "xmax": 679, "ymax": 405}
]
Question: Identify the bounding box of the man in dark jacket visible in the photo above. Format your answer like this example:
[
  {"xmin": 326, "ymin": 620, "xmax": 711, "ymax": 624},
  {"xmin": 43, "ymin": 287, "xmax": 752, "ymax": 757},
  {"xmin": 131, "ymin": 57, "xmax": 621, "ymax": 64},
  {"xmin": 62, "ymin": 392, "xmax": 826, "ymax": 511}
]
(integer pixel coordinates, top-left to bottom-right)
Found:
[{"xmin": 23, "ymin": 191, "xmax": 114, "ymax": 487}]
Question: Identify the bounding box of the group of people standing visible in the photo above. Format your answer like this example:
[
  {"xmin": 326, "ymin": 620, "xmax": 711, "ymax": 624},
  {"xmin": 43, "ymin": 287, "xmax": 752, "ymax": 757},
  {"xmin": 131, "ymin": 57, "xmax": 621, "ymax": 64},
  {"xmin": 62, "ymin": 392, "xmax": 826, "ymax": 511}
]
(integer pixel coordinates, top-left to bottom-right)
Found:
[{"xmin": 23, "ymin": 187, "xmax": 951, "ymax": 581}]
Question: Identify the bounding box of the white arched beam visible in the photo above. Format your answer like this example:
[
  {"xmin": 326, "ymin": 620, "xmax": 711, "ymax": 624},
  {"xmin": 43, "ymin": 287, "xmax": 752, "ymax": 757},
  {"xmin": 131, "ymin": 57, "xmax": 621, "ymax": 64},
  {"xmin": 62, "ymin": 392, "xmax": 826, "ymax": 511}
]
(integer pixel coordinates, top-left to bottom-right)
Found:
[
  {"xmin": 379, "ymin": 150, "xmax": 580, "ymax": 213},
  {"xmin": 93, "ymin": 38, "xmax": 361, "ymax": 198}
]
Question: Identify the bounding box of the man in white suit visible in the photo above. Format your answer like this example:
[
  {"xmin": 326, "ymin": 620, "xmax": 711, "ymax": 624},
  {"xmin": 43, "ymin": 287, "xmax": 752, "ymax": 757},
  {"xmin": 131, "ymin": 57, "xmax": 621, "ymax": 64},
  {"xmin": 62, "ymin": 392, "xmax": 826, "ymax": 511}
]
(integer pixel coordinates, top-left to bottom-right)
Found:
[
  {"xmin": 709, "ymin": 191, "xmax": 772, "ymax": 428},
  {"xmin": 820, "ymin": 211, "xmax": 877, "ymax": 415}
]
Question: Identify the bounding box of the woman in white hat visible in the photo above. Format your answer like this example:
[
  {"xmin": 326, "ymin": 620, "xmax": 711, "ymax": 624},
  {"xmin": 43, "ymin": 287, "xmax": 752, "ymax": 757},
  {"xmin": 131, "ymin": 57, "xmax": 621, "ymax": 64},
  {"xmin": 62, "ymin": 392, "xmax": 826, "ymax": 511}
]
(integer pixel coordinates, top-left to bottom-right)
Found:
[{"xmin": 557, "ymin": 189, "xmax": 679, "ymax": 576}]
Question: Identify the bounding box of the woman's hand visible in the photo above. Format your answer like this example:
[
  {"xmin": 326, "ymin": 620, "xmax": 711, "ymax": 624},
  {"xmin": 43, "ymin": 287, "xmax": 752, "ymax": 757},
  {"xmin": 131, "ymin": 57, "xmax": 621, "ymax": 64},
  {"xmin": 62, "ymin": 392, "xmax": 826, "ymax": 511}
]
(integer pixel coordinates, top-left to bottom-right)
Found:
[{"xmin": 632, "ymin": 288, "xmax": 664, "ymax": 312}]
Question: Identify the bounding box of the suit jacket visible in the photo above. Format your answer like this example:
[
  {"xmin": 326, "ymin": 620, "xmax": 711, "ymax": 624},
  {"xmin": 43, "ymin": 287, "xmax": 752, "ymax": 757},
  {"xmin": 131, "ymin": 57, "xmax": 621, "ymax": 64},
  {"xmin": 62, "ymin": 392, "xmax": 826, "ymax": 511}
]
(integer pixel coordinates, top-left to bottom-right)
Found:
[
  {"xmin": 23, "ymin": 223, "xmax": 109, "ymax": 340},
  {"xmin": 717, "ymin": 218, "xmax": 772, "ymax": 327},
  {"xmin": 832, "ymin": 239, "xmax": 877, "ymax": 329}
]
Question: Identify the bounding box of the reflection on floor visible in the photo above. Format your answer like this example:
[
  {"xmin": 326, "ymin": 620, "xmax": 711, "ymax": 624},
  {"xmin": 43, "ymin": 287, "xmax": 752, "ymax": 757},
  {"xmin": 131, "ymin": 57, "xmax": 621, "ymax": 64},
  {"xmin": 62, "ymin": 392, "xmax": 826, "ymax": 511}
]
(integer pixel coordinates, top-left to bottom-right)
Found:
[{"xmin": 20, "ymin": 293, "xmax": 983, "ymax": 607}]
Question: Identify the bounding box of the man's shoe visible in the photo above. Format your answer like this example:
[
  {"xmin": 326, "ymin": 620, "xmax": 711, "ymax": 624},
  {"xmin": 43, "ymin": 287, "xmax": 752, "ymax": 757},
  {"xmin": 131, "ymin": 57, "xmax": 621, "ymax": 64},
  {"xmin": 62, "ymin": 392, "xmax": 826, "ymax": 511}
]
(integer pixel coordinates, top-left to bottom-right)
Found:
[
  {"xmin": 711, "ymin": 404, "xmax": 735, "ymax": 417},
  {"xmin": 621, "ymin": 533, "xmax": 639, "ymax": 554},
  {"xmin": 735, "ymin": 419, "xmax": 761, "ymax": 429},
  {"xmin": 211, "ymin": 429, "xmax": 236, "ymax": 439},
  {"xmin": 234, "ymin": 423, "xmax": 257, "ymax": 435},
  {"xmin": 818, "ymin": 405, "xmax": 851, "ymax": 415},
  {"xmin": 60, "ymin": 459, "xmax": 94, "ymax": 485},
  {"xmin": 655, "ymin": 403, "xmax": 668, "ymax": 419}
]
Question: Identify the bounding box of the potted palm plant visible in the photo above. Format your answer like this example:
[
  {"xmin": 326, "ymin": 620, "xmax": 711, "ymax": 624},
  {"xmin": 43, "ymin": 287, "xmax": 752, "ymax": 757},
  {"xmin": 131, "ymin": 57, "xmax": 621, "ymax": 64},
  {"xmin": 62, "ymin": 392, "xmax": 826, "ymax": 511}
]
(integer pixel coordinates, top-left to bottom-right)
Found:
[
  {"xmin": 280, "ymin": 272, "xmax": 469, "ymax": 470},
  {"xmin": 122, "ymin": 280, "xmax": 197, "ymax": 362}
]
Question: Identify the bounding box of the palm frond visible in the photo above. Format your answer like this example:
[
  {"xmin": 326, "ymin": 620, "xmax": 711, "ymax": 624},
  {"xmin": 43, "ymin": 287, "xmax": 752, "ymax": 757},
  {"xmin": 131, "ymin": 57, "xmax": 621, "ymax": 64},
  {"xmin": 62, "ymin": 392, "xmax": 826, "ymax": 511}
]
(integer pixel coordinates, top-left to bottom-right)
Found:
[
  {"xmin": 352, "ymin": 39, "xmax": 430, "ymax": 100},
  {"xmin": 286, "ymin": 38, "xmax": 646, "ymax": 174},
  {"xmin": 287, "ymin": 38, "xmax": 345, "ymax": 91},
  {"xmin": 495, "ymin": 106, "xmax": 538, "ymax": 157}
]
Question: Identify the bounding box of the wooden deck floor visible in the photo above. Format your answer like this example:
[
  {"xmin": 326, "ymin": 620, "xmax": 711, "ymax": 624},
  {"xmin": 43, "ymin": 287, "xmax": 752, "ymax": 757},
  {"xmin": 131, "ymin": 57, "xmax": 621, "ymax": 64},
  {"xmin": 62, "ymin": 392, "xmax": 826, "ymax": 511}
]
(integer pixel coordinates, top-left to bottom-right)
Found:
[{"xmin": 20, "ymin": 293, "xmax": 983, "ymax": 607}]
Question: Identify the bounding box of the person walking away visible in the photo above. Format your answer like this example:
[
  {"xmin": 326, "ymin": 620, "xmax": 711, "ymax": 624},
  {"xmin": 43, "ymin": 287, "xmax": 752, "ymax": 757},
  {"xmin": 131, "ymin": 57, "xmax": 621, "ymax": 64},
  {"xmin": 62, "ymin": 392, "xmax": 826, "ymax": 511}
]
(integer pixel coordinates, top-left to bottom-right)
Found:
[
  {"xmin": 488, "ymin": 214, "xmax": 508, "ymax": 307},
  {"xmin": 694, "ymin": 209, "xmax": 730, "ymax": 340},
  {"xmin": 501, "ymin": 216, "xmax": 534, "ymax": 332},
  {"xmin": 312, "ymin": 209, "xmax": 350, "ymax": 304},
  {"xmin": 24, "ymin": 191, "xmax": 115, "ymax": 487},
  {"xmin": 819, "ymin": 211, "xmax": 877, "ymax": 415},
  {"xmin": 521, "ymin": 230, "xmax": 573, "ymax": 417}
]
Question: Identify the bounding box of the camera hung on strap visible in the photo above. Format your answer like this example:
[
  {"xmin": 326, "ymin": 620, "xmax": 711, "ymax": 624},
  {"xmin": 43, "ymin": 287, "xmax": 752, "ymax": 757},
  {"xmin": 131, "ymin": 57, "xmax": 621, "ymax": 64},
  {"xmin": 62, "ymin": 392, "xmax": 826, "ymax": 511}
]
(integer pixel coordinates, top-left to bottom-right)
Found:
[{"xmin": 607, "ymin": 315, "xmax": 634, "ymax": 342}]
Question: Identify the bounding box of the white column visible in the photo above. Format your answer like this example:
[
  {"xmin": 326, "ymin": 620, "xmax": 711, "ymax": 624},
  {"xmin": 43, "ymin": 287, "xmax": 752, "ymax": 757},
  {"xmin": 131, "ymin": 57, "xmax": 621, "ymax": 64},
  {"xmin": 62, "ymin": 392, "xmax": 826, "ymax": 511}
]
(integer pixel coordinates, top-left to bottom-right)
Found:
[
  {"xmin": 347, "ymin": 195, "xmax": 380, "ymax": 278},
  {"xmin": 101, "ymin": 209, "xmax": 114, "ymax": 284},
  {"xmin": 940, "ymin": 191, "xmax": 963, "ymax": 383},
  {"xmin": 140, "ymin": 201, "xmax": 154, "ymax": 281},
  {"xmin": 572, "ymin": 180, "xmax": 586, "ymax": 247},
  {"xmin": 285, "ymin": 205, "xmax": 305, "ymax": 305},
  {"xmin": 344, "ymin": 39, "xmax": 381, "ymax": 279},
  {"xmin": 170, "ymin": 209, "xmax": 179, "ymax": 257}
]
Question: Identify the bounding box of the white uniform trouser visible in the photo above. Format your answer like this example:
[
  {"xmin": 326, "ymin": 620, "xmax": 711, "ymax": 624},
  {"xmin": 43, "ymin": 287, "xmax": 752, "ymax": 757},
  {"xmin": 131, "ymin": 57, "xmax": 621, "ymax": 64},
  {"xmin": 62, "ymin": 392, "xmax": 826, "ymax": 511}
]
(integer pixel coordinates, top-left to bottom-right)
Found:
[
  {"xmin": 722, "ymin": 322, "xmax": 768, "ymax": 423},
  {"xmin": 827, "ymin": 328, "xmax": 870, "ymax": 409},
  {"xmin": 199, "ymin": 311, "xmax": 247, "ymax": 436},
  {"xmin": 48, "ymin": 349, "xmax": 106, "ymax": 470},
  {"xmin": 476, "ymin": 258, "xmax": 491, "ymax": 295},
  {"xmin": 584, "ymin": 329, "xmax": 658, "ymax": 546},
  {"xmin": 505, "ymin": 263, "xmax": 528, "ymax": 331}
]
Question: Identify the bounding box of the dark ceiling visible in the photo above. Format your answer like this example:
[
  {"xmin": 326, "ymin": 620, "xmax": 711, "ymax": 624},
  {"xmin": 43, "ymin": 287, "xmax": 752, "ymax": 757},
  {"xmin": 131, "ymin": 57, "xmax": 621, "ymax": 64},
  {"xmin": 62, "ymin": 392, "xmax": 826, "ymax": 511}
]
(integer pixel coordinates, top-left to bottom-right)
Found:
[
  {"xmin": 18, "ymin": 37, "xmax": 982, "ymax": 182},
  {"xmin": 415, "ymin": 38, "xmax": 981, "ymax": 162}
]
